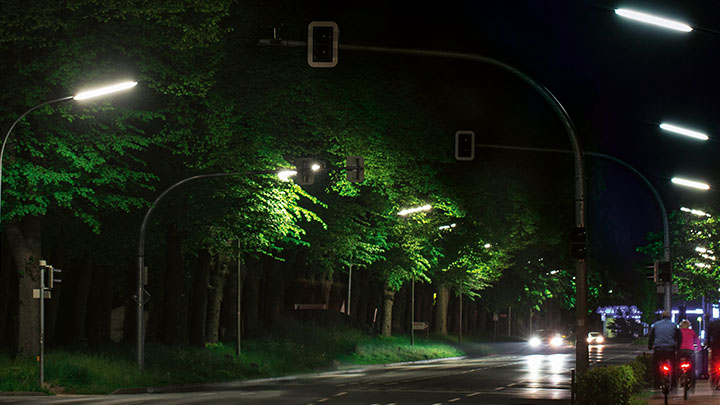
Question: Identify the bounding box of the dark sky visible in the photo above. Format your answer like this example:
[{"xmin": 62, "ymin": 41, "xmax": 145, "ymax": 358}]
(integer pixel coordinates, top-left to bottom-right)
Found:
[{"xmin": 301, "ymin": 0, "xmax": 720, "ymax": 292}]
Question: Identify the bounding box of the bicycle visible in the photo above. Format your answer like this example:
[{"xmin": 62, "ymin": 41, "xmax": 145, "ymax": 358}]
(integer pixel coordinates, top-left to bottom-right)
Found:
[
  {"xmin": 659, "ymin": 360, "xmax": 672, "ymax": 405},
  {"xmin": 678, "ymin": 356, "xmax": 692, "ymax": 400}
]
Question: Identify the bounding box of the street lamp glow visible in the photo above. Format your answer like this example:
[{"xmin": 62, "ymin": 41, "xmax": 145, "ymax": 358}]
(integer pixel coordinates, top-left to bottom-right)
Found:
[
  {"xmin": 311, "ymin": 163, "xmax": 321, "ymax": 171},
  {"xmin": 696, "ymin": 247, "xmax": 708, "ymax": 254},
  {"xmin": 615, "ymin": 9, "xmax": 692, "ymax": 32},
  {"xmin": 439, "ymin": 223, "xmax": 457, "ymax": 230},
  {"xmin": 277, "ymin": 170, "xmax": 297, "ymax": 181},
  {"xmin": 660, "ymin": 123, "xmax": 708, "ymax": 141},
  {"xmin": 483, "ymin": 243, "xmax": 492, "ymax": 249},
  {"xmin": 398, "ymin": 204, "xmax": 431, "ymax": 216},
  {"xmin": 671, "ymin": 177, "xmax": 710, "ymax": 190},
  {"xmin": 73, "ymin": 81, "xmax": 138, "ymax": 101},
  {"xmin": 681, "ymin": 207, "xmax": 711, "ymax": 217}
]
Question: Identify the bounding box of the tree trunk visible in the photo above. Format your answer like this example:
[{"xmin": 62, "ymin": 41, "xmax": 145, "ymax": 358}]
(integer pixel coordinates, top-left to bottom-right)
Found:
[
  {"xmin": 433, "ymin": 284, "xmax": 449, "ymax": 335},
  {"xmin": 163, "ymin": 225, "xmax": 185, "ymax": 345},
  {"xmin": 263, "ymin": 257, "xmax": 284, "ymax": 328},
  {"xmin": 5, "ymin": 216, "xmax": 42, "ymax": 357},
  {"xmin": 87, "ymin": 265, "xmax": 113, "ymax": 345},
  {"xmin": 189, "ymin": 249, "xmax": 211, "ymax": 346},
  {"xmin": 243, "ymin": 255, "xmax": 263, "ymax": 336},
  {"xmin": 206, "ymin": 255, "xmax": 228, "ymax": 343},
  {"xmin": 72, "ymin": 255, "xmax": 93, "ymax": 344},
  {"xmin": 0, "ymin": 237, "xmax": 12, "ymax": 347},
  {"xmin": 381, "ymin": 285, "xmax": 396, "ymax": 337}
]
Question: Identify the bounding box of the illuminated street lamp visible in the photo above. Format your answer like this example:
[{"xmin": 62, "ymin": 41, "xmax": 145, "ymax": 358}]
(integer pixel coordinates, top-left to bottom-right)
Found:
[
  {"xmin": 398, "ymin": 204, "xmax": 431, "ymax": 216},
  {"xmin": 671, "ymin": 177, "xmax": 710, "ymax": 190},
  {"xmin": 615, "ymin": 8, "xmax": 693, "ymax": 32},
  {"xmin": 660, "ymin": 123, "xmax": 709, "ymax": 141},
  {"xmin": 0, "ymin": 81, "xmax": 138, "ymax": 223},
  {"xmin": 681, "ymin": 207, "xmax": 711, "ymax": 217}
]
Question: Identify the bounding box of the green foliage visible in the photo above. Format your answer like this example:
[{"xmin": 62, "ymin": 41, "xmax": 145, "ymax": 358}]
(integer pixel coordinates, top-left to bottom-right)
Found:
[{"xmin": 576, "ymin": 364, "xmax": 640, "ymax": 405}]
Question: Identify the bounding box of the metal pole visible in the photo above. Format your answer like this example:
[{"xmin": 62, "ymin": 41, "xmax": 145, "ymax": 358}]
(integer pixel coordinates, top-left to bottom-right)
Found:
[
  {"xmin": 263, "ymin": 40, "xmax": 588, "ymax": 375},
  {"xmin": 237, "ymin": 239, "xmax": 242, "ymax": 356},
  {"xmin": 347, "ymin": 264, "xmax": 353, "ymax": 316},
  {"xmin": 39, "ymin": 262, "xmax": 45, "ymax": 387},
  {"xmin": 136, "ymin": 170, "xmax": 277, "ymax": 369},
  {"xmin": 411, "ymin": 276, "xmax": 415, "ymax": 346}
]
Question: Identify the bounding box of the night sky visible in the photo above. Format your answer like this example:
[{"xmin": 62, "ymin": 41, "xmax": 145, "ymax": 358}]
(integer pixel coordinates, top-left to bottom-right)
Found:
[{"xmin": 300, "ymin": 0, "xmax": 720, "ymax": 294}]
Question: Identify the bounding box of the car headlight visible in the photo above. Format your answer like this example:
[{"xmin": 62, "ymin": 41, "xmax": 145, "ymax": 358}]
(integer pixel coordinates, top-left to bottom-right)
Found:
[
  {"xmin": 550, "ymin": 336, "xmax": 563, "ymax": 347},
  {"xmin": 587, "ymin": 337, "xmax": 593, "ymax": 343},
  {"xmin": 597, "ymin": 336, "xmax": 604, "ymax": 343},
  {"xmin": 529, "ymin": 337, "xmax": 541, "ymax": 347}
]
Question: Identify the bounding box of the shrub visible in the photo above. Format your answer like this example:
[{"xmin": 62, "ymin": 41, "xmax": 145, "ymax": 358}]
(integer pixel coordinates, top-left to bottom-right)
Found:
[{"xmin": 576, "ymin": 364, "xmax": 638, "ymax": 405}]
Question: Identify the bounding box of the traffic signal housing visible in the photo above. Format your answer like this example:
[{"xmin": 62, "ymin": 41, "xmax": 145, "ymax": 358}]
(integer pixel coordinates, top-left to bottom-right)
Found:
[
  {"xmin": 308, "ymin": 22, "xmax": 338, "ymax": 68},
  {"xmin": 570, "ymin": 227, "xmax": 587, "ymax": 259},
  {"xmin": 455, "ymin": 130, "xmax": 475, "ymax": 161},
  {"xmin": 295, "ymin": 158, "xmax": 316, "ymax": 185},
  {"xmin": 346, "ymin": 156, "xmax": 364, "ymax": 183},
  {"xmin": 657, "ymin": 260, "xmax": 671, "ymax": 283}
]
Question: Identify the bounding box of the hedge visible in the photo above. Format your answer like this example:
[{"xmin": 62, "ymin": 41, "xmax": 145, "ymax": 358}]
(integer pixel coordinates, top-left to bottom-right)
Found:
[{"xmin": 576, "ymin": 355, "xmax": 649, "ymax": 405}]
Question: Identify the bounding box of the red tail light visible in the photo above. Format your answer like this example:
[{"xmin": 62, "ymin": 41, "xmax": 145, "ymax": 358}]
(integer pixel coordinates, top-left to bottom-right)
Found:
[
  {"xmin": 662, "ymin": 364, "xmax": 671, "ymax": 374},
  {"xmin": 680, "ymin": 362, "xmax": 691, "ymax": 371}
]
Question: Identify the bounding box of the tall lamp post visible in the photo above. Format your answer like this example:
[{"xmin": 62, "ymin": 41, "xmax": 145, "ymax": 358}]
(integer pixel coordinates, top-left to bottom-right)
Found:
[{"xmin": 0, "ymin": 81, "xmax": 138, "ymax": 226}]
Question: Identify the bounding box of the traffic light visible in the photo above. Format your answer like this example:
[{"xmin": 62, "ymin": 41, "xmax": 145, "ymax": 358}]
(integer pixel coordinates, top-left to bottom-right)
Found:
[
  {"xmin": 307, "ymin": 22, "xmax": 338, "ymax": 67},
  {"xmin": 346, "ymin": 156, "xmax": 365, "ymax": 183},
  {"xmin": 657, "ymin": 260, "xmax": 672, "ymax": 283},
  {"xmin": 645, "ymin": 263, "xmax": 658, "ymax": 283},
  {"xmin": 570, "ymin": 227, "xmax": 587, "ymax": 259},
  {"xmin": 295, "ymin": 158, "xmax": 315, "ymax": 185},
  {"xmin": 455, "ymin": 130, "xmax": 475, "ymax": 161},
  {"xmin": 49, "ymin": 267, "xmax": 62, "ymax": 289}
]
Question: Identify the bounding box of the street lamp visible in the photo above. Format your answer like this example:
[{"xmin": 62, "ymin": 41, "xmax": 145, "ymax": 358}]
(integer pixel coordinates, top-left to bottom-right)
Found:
[
  {"xmin": 0, "ymin": 81, "xmax": 138, "ymax": 223},
  {"xmin": 660, "ymin": 123, "xmax": 709, "ymax": 141},
  {"xmin": 398, "ymin": 204, "xmax": 431, "ymax": 216},
  {"xmin": 681, "ymin": 207, "xmax": 711, "ymax": 217},
  {"xmin": 615, "ymin": 8, "xmax": 693, "ymax": 32},
  {"xmin": 671, "ymin": 177, "xmax": 710, "ymax": 190}
]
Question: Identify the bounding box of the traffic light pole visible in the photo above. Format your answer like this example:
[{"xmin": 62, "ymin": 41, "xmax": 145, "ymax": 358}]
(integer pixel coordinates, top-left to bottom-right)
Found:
[{"xmin": 474, "ymin": 143, "xmax": 673, "ymax": 315}]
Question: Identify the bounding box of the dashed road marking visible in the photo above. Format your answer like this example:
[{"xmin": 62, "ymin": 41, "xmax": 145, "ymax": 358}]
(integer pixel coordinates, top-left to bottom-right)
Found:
[
  {"xmin": 334, "ymin": 392, "xmax": 347, "ymax": 397},
  {"xmin": 448, "ymin": 397, "xmax": 462, "ymax": 402},
  {"xmin": 466, "ymin": 392, "xmax": 480, "ymax": 397}
]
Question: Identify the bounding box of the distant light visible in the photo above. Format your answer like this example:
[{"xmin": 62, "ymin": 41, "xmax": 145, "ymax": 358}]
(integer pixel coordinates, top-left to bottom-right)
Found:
[
  {"xmin": 484, "ymin": 243, "xmax": 492, "ymax": 249},
  {"xmin": 701, "ymin": 254, "xmax": 716, "ymax": 261},
  {"xmin": 398, "ymin": 204, "xmax": 431, "ymax": 216},
  {"xmin": 74, "ymin": 81, "xmax": 138, "ymax": 100},
  {"xmin": 696, "ymin": 262, "xmax": 710, "ymax": 268},
  {"xmin": 608, "ymin": 290, "xmax": 613, "ymax": 294},
  {"xmin": 615, "ymin": 9, "xmax": 692, "ymax": 32},
  {"xmin": 660, "ymin": 123, "xmax": 708, "ymax": 141},
  {"xmin": 672, "ymin": 177, "xmax": 710, "ymax": 190},
  {"xmin": 696, "ymin": 246, "xmax": 708, "ymax": 254},
  {"xmin": 439, "ymin": 223, "xmax": 457, "ymax": 230},
  {"xmin": 311, "ymin": 163, "xmax": 321, "ymax": 171},
  {"xmin": 681, "ymin": 207, "xmax": 711, "ymax": 217},
  {"xmin": 550, "ymin": 270, "xmax": 559, "ymax": 275},
  {"xmin": 277, "ymin": 170, "xmax": 297, "ymax": 181}
]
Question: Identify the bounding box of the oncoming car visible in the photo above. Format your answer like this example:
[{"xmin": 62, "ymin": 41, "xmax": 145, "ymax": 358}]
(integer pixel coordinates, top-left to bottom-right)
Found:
[
  {"xmin": 528, "ymin": 330, "xmax": 567, "ymax": 350},
  {"xmin": 587, "ymin": 331, "xmax": 605, "ymax": 345}
]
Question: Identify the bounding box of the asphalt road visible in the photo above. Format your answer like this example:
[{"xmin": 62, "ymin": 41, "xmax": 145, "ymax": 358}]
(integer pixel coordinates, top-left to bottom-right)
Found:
[{"xmin": 0, "ymin": 342, "xmax": 646, "ymax": 405}]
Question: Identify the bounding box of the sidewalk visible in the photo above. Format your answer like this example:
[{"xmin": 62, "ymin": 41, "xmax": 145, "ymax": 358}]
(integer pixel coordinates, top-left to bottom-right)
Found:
[{"xmin": 648, "ymin": 379, "xmax": 720, "ymax": 404}]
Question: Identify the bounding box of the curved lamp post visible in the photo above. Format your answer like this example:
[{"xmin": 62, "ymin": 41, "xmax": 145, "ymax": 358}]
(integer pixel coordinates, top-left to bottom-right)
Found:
[
  {"xmin": 135, "ymin": 166, "xmax": 320, "ymax": 369},
  {"xmin": 0, "ymin": 81, "xmax": 138, "ymax": 225}
]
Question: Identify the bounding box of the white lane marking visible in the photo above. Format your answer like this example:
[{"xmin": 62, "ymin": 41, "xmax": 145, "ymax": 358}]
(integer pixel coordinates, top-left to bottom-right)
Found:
[
  {"xmin": 448, "ymin": 398, "xmax": 462, "ymax": 402},
  {"xmin": 317, "ymin": 398, "xmax": 329, "ymax": 403},
  {"xmin": 334, "ymin": 392, "xmax": 348, "ymax": 397},
  {"xmin": 466, "ymin": 392, "xmax": 481, "ymax": 397},
  {"xmin": 494, "ymin": 386, "xmax": 505, "ymax": 391}
]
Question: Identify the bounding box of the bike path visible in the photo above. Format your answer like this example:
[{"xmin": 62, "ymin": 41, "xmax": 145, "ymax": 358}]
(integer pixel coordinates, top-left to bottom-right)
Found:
[{"xmin": 648, "ymin": 380, "xmax": 720, "ymax": 404}]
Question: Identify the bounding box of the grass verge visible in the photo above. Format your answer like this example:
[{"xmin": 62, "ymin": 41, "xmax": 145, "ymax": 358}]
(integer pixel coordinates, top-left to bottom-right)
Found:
[{"xmin": 0, "ymin": 319, "xmax": 463, "ymax": 395}]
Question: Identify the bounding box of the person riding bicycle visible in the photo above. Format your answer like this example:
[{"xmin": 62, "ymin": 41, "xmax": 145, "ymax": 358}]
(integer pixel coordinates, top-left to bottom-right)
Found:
[
  {"xmin": 648, "ymin": 311, "xmax": 681, "ymax": 387},
  {"xmin": 678, "ymin": 319, "xmax": 701, "ymax": 385}
]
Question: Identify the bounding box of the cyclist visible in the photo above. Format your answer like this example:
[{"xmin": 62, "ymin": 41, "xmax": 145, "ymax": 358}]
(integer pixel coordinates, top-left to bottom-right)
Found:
[
  {"xmin": 648, "ymin": 311, "xmax": 680, "ymax": 387},
  {"xmin": 677, "ymin": 319, "xmax": 700, "ymax": 386}
]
